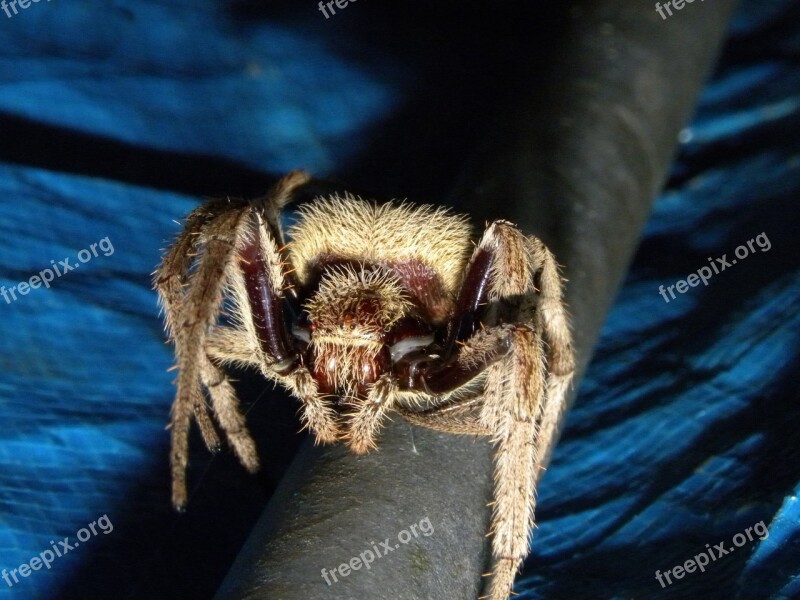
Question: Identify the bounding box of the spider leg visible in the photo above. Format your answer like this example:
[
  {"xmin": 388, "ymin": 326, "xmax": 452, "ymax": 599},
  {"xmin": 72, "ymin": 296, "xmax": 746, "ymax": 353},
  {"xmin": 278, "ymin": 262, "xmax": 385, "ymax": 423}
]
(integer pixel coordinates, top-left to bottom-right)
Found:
[
  {"xmin": 249, "ymin": 169, "xmax": 309, "ymax": 307},
  {"xmin": 395, "ymin": 220, "xmax": 573, "ymax": 600},
  {"xmin": 525, "ymin": 235, "xmax": 575, "ymax": 472},
  {"xmin": 344, "ymin": 375, "xmax": 397, "ymax": 454},
  {"xmin": 154, "ymin": 171, "xmax": 319, "ymax": 510},
  {"xmin": 397, "ymin": 395, "xmax": 490, "ymax": 435},
  {"xmin": 238, "ymin": 202, "xmax": 342, "ymax": 444},
  {"xmin": 476, "ymin": 222, "xmax": 574, "ymax": 600},
  {"xmin": 155, "ymin": 203, "xmax": 252, "ymax": 510},
  {"xmin": 197, "ymin": 304, "xmax": 266, "ymax": 475},
  {"xmin": 154, "ymin": 197, "xmax": 248, "ymax": 340},
  {"xmin": 206, "ymin": 327, "xmax": 261, "ymax": 367},
  {"xmin": 191, "ymin": 399, "xmax": 221, "ymax": 453},
  {"xmin": 198, "ymin": 352, "xmax": 259, "ymax": 474},
  {"xmin": 482, "ymin": 325, "xmax": 547, "ymax": 600},
  {"xmin": 250, "ymin": 169, "xmax": 309, "ymax": 246}
]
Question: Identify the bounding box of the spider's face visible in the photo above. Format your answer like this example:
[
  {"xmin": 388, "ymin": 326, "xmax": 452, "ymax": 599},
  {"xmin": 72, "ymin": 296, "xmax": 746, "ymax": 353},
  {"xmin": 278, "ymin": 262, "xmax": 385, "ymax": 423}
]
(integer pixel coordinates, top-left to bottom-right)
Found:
[{"xmin": 304, "ymin": 266, "xmax": 412, "ymax": 396}]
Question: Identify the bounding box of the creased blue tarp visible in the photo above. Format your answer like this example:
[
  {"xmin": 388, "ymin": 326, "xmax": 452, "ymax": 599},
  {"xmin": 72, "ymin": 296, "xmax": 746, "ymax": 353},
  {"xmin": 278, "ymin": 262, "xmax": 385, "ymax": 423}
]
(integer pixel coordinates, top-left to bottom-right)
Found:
[{"xmin": 0, "ymin": 1, "xmax": 798, "ymax": 599}]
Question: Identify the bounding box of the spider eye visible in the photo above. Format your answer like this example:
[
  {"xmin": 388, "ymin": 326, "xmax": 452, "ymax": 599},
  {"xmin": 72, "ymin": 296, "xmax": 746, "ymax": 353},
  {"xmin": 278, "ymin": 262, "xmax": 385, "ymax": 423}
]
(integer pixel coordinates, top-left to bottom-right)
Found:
[{"xmin": 342, "ymin": 312, "xmax": 355, "ymax": 330}]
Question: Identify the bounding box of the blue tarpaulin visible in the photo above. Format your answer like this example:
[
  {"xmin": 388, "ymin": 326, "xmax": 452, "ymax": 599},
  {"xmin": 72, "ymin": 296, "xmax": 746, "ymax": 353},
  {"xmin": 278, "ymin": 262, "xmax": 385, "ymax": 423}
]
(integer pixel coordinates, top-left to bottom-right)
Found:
[{"xmin": 0, "ymin": 1, "xmax": 798, "ymax": 599}]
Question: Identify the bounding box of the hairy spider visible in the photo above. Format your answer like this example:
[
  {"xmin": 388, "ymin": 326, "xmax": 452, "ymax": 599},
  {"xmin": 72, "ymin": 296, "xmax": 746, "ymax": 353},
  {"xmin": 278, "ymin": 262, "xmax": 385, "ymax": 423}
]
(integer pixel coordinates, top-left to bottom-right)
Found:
[{"xmin": 154, "ymin": 170, "xmax": 574, "ymax": 600}]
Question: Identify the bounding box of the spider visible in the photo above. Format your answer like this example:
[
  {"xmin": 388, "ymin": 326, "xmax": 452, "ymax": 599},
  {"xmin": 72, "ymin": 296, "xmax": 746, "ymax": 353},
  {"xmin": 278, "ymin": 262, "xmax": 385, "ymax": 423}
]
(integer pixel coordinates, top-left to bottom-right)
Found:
[{"xmin": 154, "ymin": 170, "xmax": 574, "ymax": 600}]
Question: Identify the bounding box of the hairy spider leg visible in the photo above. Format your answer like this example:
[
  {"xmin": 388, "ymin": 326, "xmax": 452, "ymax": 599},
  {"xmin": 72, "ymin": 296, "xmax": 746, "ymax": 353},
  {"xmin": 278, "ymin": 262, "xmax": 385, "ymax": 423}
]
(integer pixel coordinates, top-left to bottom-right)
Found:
[
  {"xmin": 238, "ymin": 175, "xmax": 341, "ymax": 444},
  {"xmin": 156, "ymin": 171, "xmax": 328, "ymax": 510},
  {"xmin": 391, "ymin": 221, "xmax": 574, "ymax": 600},
  {"xmin": 239, "ymin": 221, "xmax": 299, "ymax": 373},
  {"xmin": 394, "ymin": 238, "xmax": 510, "ymax": 396},
  {"xmin": 155, "ymin": 203, "xmax": 256, "ymax": 510}
]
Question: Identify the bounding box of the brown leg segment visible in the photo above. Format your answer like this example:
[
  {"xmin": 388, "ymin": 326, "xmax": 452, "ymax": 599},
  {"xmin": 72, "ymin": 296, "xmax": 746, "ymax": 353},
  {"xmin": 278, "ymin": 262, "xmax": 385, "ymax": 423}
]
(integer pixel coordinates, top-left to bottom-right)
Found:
[
  {"xmin": 239, "ymin": 217, "xmax": 298, "ymax": 372},
  {"xmin": 443, "ymin": 247, "xmax": 495, "ymax": 356},
  {"xmin": 398, "ymin": 220, "xmax": 574, "ymax": 600}
]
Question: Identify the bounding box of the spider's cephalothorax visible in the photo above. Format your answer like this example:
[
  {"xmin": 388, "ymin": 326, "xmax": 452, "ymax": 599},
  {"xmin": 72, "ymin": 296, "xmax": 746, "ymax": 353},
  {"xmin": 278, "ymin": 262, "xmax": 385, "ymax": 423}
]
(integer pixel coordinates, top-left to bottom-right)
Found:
[{"xmin": 154, "ymin": 170, "xmax": 574, "ymax": 600}]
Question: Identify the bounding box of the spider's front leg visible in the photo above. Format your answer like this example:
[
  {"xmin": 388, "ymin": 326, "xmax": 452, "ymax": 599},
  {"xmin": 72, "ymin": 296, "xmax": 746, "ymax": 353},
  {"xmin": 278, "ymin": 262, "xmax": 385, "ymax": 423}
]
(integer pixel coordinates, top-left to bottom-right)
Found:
[
  {"xmin": 240, "ymin": 178, "xmax": 342, "ymax": 446},
  {"xmin": 155, "ymin": 171, "xmax": 338, "ymax": 510},
  {"xmin": 477, "ymin": 222, "xmax": 574, "ymax": 600},
  {"xmin": 398, "ymin": 221, "xmax": 574, "ymax": 600}
]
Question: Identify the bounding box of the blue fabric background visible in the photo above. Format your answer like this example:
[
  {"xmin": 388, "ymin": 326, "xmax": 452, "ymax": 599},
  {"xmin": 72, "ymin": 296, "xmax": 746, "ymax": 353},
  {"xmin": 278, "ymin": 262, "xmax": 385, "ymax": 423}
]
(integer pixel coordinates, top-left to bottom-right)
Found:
[{"xmin": 0, "ymin": 1, "xmax": 797, "ymax": 599}]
